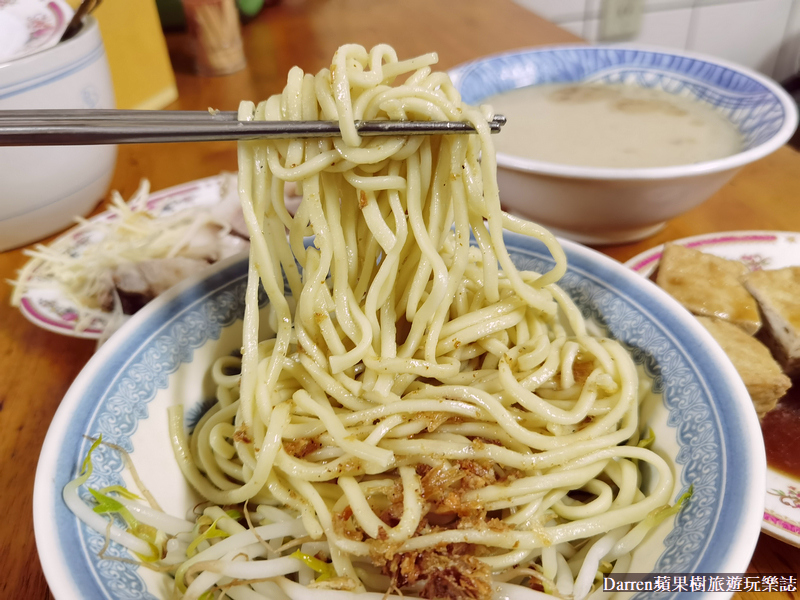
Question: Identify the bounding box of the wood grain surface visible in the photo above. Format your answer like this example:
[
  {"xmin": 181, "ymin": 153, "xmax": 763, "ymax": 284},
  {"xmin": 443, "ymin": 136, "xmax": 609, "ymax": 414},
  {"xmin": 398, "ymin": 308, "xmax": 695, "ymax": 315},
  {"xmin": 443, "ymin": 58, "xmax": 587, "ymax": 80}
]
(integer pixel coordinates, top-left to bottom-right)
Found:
[{"xmin": 1, "ymin": 0, "xmax": 799, "ymax": 598}]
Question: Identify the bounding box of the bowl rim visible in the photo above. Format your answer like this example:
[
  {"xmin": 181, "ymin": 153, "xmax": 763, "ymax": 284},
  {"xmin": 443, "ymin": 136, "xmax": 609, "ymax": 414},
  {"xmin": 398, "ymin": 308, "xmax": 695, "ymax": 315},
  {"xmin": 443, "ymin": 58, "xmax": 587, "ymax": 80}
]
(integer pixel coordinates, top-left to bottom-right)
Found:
[{"xmin": 450, "ymin": 43, "xmax": 799, "ymax": 181}]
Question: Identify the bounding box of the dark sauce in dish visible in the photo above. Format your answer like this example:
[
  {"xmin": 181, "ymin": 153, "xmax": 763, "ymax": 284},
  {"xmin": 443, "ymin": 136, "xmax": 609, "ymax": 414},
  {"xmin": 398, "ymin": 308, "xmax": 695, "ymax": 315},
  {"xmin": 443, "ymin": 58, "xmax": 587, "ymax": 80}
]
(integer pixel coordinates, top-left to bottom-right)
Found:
[{"xmin": 762, "ymin": 380, "xmax": 800, "ymax": 478}]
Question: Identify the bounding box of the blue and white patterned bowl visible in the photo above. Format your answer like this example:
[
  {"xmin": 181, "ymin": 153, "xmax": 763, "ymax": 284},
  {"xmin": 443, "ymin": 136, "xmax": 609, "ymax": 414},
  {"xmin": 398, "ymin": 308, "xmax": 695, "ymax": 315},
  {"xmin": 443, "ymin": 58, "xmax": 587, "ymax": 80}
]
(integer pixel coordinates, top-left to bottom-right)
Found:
[
  {"xmin": 450, "ymin": 46, "xmax": 798, "ymax": 244},
  {"xmin": 33, "ymin": 234, "xmax": 765, "ymax": 600}
]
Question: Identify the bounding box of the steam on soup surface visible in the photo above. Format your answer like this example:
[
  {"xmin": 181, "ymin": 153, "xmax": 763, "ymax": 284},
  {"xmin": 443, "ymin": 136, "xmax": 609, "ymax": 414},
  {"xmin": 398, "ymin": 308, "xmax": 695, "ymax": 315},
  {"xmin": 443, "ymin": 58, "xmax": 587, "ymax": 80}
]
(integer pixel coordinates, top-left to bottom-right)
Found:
[{"xmin": 487, "ymin": 83, "xmax": 743, "ymax": 169}]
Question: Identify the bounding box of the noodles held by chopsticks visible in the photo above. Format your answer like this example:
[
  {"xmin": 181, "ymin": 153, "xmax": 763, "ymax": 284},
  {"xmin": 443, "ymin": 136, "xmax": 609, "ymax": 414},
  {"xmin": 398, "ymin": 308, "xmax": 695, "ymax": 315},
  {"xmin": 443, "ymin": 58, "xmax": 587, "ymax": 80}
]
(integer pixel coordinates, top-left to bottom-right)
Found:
[{"xmin": 65, "ymin": 45, "xmax": 681, "ymax": 600}]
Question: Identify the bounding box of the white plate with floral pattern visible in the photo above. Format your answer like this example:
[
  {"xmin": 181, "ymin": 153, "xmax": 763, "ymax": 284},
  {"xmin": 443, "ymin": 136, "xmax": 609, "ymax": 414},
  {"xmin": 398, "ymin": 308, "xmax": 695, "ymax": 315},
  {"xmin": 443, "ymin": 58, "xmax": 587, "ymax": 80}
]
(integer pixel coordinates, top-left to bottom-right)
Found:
[
  {"xmin": 625, "ymin": 230, "xmax": 800, "ymax": 547},
  {"xmin": 16, "ymin": 175, "xmax": 236, "ymax": 339},
  {"xmin": 0, "ymin": 0, "xmax": 73, "ymax": 63}
]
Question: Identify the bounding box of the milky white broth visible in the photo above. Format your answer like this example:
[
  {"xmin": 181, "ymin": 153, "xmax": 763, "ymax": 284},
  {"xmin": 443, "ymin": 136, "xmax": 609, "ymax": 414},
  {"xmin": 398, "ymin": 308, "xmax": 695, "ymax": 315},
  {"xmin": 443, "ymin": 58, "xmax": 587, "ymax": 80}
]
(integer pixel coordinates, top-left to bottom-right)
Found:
[{"xmin": 487, "ymin": 83, "xmax": 743, "ymax": 169}]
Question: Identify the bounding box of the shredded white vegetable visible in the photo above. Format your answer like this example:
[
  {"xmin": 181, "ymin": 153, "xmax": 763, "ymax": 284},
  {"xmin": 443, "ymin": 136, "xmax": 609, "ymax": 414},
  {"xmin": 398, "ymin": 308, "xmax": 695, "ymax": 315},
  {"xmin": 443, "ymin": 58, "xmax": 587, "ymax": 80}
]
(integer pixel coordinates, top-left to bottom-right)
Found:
[{"xmin": 10, "ymin": 175, "xmax": 248, "ymax": 332}]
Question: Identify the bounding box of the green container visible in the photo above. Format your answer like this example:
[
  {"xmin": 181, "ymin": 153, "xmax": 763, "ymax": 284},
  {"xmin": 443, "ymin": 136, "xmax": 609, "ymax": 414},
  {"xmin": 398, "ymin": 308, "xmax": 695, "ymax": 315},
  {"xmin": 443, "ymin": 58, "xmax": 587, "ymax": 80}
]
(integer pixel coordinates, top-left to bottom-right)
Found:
[{"xmin": 155, "ymin": 0, "xmax": 265, "ymax": 29}]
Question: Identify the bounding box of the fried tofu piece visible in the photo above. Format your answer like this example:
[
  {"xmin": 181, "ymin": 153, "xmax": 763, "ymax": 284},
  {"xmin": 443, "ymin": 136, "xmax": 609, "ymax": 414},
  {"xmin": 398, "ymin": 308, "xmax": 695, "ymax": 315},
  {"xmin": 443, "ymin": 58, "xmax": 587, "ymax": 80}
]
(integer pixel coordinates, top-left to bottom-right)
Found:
[
  {"xmin": 656, "ymin": 243, "xmax": 761, "ymax": 334},
  {"xmin": 744, "ymin": 267, "xmax": 800, "ymax": 376},
  {"xmin": 697, "ymin": 316, "xmax": 790, "ymax": 419}
]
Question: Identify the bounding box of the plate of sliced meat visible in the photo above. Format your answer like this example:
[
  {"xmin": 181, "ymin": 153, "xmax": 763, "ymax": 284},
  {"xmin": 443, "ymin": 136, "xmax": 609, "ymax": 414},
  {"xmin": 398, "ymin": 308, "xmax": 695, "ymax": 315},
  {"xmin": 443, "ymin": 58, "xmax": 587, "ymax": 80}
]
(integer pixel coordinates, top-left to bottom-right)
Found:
[
  {"xmin": 626, "ymin": 230, "xmax": 800, "ymax": 547},
  {"xmin": 11, "ymin": 174, "xmax": 251, "ymax": 340}
]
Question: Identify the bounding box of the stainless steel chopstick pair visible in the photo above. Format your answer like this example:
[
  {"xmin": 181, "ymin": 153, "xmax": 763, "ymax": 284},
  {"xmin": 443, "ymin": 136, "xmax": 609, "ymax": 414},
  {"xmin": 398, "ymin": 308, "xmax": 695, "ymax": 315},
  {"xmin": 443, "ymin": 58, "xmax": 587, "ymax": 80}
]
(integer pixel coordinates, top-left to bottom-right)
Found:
[{"xmin": 0, "ymin": 109, "xmax": 507, "ymax": 146}]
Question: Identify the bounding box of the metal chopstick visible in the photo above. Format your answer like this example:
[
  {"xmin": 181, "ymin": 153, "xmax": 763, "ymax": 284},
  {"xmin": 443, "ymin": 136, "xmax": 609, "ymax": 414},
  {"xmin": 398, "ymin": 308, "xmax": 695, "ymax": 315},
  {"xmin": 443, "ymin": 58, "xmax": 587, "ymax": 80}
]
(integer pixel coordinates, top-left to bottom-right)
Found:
[
  {"xmin": 0, "ymin": 110, "xmax": 506, "ymax": 146},
  {"xmin": 0, "ymin": 110, "xmax": 243, "ymax": 121}
]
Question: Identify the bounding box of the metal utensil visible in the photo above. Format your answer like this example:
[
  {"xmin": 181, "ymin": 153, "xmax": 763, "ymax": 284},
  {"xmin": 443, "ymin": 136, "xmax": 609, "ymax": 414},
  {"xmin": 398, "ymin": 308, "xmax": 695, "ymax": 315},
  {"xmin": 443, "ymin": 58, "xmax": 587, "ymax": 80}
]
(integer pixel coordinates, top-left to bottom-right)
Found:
[
  {"xmin": 0, "ymin": 110, "xmax": 507, "ymax": 146},
  {"xmin": 60, "ymin": 0, "xmax": 103, "ymax": 42}
]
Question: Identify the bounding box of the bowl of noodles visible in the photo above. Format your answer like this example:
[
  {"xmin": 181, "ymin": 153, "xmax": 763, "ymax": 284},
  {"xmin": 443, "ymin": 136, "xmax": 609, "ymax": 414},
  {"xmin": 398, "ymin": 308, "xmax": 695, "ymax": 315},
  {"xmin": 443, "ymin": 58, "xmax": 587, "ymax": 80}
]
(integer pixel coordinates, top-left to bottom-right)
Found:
[{"xmin": 33, "ymin": 45, "xmax": 764, "ymax": 600}]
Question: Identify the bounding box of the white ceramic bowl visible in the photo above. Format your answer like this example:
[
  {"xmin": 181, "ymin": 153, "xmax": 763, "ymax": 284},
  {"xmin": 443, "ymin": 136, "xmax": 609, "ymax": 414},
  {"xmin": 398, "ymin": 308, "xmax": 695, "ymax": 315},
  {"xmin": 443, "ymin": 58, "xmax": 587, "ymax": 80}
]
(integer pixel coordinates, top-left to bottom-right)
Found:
[
  {"xmin": 0, "ymin": 16, "xmax": 117, "ymax": 252},
  {"xmin": 449, "ymin": 46, "xmax": 799, "ymax": 245},
  {"xmin": 33, "ymin": 235, "xmax": 765, "ymax": 599}
]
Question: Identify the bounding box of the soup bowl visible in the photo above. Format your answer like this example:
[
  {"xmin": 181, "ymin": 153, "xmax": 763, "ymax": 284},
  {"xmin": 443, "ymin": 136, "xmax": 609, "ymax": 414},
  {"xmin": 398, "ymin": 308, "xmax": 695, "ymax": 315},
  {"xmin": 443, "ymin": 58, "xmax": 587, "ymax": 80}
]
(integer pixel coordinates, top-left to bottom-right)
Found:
[
  {"xmin": 0, "ymin": 16, "xmax": 117, "ymax": 252},
  {"xmin": 449, "ymin": 45, "xmax": 798, "ymax": 245}
]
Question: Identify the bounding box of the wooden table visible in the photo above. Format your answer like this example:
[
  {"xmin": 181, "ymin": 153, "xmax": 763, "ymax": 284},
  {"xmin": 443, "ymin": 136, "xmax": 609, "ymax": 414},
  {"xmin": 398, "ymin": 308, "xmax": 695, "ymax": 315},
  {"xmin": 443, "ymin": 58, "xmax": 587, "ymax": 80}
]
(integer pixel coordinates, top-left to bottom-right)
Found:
[{"xmin": 1, "ymin": 0, "xmax": 799, "ymax": 597}]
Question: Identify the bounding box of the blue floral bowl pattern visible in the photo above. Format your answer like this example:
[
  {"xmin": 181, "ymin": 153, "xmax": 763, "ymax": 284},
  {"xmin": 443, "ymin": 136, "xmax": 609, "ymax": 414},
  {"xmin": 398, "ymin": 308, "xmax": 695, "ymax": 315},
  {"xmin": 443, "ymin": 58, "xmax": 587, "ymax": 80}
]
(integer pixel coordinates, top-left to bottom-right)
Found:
[
  {"xmin": 449, "ymin": 45, "xmax": 797, "ymax": 152},
  {"xmin": 33, "ymin": 235, "xmax": 765, "ymax": 600}
]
